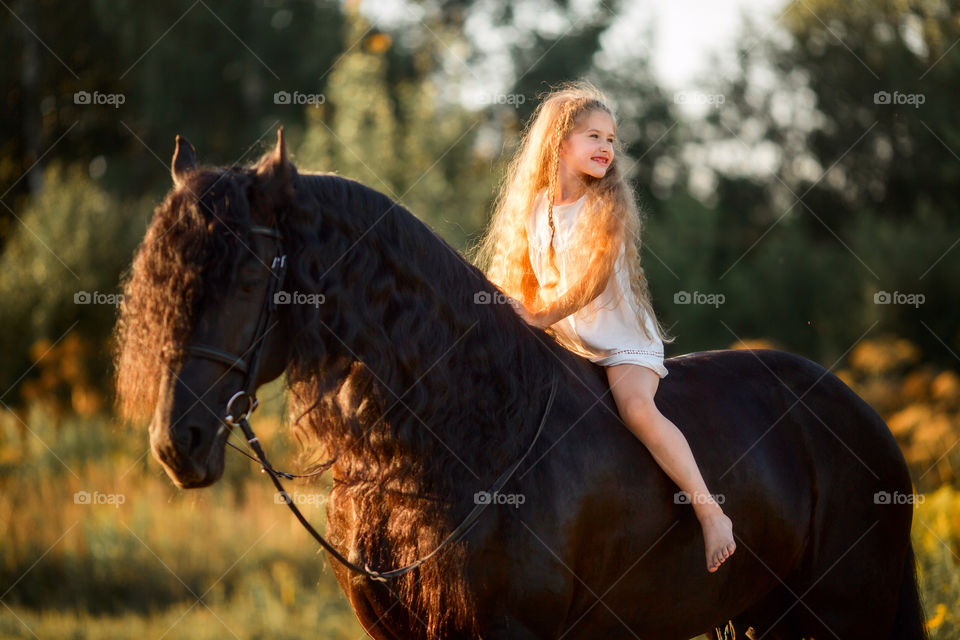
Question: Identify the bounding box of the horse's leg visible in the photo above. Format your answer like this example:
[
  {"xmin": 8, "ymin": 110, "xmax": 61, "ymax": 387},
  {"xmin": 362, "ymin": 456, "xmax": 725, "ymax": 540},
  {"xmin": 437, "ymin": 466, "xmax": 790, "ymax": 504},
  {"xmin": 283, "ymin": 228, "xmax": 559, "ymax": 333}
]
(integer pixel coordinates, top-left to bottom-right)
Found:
[
  {"xmin": 734, "ymin": 522, "xmax": 909, "ymax": 639},
  {"xmin": 484, "ymin": 617, "xmax": 548, "ymax": 639},
  {"xmin": 342, "ymin": 584, "xmax": 409, "ymax": 640},
  {"xmin": 327, "ymin": 550, "xmax": 415, "ymax": 640},
  {"xmin": 783, "ymin": 548, "xmax": 907, "ymax": 639},
  {"xmin": 719, "ymin": 583, "xmax": 813, "ymax": 640}
]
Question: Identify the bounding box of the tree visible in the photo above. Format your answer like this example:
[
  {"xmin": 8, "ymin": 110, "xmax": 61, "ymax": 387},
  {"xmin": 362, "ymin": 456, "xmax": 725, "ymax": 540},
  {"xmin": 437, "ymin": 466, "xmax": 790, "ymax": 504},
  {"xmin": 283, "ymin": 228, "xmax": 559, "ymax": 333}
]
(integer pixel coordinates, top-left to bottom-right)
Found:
[
  {"xmin": 297, "ymin": 8, "xmax": 496, "ymax": 250},
  {"xmin": 0, "ymin": 163, "xmax": 146, "ymax": 414},
  {"xmin": 677, "ymin": 0, "xmax": 960, "ymax": 362}
]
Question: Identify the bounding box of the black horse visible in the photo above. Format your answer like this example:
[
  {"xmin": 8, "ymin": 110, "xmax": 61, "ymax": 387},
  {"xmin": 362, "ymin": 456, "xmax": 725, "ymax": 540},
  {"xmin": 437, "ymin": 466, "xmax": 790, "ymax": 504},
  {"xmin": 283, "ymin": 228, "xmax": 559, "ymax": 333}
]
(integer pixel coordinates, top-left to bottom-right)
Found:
[{"xmin": 114, "ymin": 131, "xmax": 928, "ymax": 639}]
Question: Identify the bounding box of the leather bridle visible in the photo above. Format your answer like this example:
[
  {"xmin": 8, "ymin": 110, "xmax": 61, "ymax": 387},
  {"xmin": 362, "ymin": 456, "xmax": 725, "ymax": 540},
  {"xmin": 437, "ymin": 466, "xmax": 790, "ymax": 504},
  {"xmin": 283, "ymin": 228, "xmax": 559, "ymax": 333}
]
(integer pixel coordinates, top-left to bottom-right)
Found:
[
  {"xmin": 181, "ymin": 223, "xmax": 559, "ymax": 582},
  {"xmin": 185, "ymin": 224, "xmax": 286, "ymax": 424}
]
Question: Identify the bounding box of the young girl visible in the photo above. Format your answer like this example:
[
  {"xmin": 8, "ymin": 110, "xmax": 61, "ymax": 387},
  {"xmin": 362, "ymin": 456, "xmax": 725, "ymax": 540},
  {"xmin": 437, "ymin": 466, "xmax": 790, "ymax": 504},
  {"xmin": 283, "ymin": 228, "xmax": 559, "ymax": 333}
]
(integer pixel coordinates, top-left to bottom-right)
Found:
[{"xmin": 472, "ymin": 82, "xmax": 736, "ymax": 573}]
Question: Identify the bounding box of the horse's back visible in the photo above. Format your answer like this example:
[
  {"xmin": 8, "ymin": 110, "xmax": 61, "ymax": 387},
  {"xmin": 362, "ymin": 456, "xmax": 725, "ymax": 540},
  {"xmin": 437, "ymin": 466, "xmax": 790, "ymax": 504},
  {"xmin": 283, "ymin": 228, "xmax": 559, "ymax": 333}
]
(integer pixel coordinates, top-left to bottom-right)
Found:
[{"xmin": 532, "ymin": 347, "xmax": 912, "ymax": 636}]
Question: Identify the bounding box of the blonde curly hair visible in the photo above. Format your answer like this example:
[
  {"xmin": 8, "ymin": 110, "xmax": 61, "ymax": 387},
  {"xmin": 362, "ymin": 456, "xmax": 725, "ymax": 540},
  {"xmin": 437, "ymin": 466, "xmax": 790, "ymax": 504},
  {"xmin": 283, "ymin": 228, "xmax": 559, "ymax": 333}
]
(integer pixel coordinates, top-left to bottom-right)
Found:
[{"xmin": 470, "ymin": 80, "xmax": 674, "ymax": 345}]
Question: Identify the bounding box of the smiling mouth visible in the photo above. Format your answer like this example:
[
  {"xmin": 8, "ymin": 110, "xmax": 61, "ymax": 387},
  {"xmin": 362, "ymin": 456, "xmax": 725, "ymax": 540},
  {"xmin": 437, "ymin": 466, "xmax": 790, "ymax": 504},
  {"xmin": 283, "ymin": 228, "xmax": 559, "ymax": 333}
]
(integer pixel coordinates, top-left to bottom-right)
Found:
[{"xmin": 592, "ymin": 156, "xmax": 609, "ymax": 166}]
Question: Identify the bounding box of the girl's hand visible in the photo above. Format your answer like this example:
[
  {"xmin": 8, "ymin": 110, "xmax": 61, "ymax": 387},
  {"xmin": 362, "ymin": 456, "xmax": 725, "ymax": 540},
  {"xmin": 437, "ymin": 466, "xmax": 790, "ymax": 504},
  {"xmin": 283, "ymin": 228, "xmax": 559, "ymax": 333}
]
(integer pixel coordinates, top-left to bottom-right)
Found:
[{"xmin": 511, "ymin": 300, "xmax": 553, "ymax": 329}]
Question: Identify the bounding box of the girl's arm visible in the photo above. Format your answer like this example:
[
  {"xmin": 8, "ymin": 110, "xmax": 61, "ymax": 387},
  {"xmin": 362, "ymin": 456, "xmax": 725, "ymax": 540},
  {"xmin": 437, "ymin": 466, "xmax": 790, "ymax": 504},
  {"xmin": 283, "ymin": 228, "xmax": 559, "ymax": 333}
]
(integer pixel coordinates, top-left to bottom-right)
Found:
[{"xmin": 528, "ymin": 247, "xmax": 616, "ymax": 328}]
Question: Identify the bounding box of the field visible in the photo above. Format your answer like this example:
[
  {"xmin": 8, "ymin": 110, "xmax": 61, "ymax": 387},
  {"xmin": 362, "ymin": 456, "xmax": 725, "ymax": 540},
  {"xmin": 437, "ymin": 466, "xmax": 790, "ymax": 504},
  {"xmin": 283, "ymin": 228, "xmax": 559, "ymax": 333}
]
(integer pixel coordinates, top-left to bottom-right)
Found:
[
  {"xmin": 0, "ymin": 381, "xmax": 368, "ymax": 639},
  {"xmin": 2, "ymin": 357, "xmax": 959, "ymax": 639}
]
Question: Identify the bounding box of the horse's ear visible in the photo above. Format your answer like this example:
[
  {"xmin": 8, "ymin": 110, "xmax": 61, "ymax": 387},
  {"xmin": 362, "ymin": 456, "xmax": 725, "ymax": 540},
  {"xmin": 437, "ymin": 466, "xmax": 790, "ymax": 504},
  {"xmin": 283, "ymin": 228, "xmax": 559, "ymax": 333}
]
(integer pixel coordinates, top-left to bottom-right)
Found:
[
  {"xmin": 256, "ymin": 127, "xmax": 292, "ymax": 183},
  {"xmin": 171, "ymin": 135, "xmax": 197, "ymax": 187}
]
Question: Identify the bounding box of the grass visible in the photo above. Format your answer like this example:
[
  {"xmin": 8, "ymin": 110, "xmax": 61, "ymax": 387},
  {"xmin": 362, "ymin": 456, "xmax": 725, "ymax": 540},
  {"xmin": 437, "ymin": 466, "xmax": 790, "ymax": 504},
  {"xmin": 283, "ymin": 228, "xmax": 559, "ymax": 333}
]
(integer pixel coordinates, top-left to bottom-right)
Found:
[
  {"xmin": 914, "ymin": 485, "xmax": 960, "ymax": 637},
  {"xmin": 1, "ymin": 374, "xmax": 958, "ymax": 638},
  {"xmin": 0, "ymin": 382, "xmax": 370, "ymax": 639}
]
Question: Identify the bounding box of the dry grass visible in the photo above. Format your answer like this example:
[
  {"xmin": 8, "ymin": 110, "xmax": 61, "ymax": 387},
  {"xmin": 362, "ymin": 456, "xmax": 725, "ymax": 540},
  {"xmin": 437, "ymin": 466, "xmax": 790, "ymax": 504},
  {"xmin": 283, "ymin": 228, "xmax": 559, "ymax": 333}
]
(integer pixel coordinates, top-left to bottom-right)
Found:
[
  {"xmin": 2, "ymin": 339, "xmax": 960, "ymax": 638},
  {"xmin": 0, "ymin": 382, "xmax": 368, "ymax": 639}
]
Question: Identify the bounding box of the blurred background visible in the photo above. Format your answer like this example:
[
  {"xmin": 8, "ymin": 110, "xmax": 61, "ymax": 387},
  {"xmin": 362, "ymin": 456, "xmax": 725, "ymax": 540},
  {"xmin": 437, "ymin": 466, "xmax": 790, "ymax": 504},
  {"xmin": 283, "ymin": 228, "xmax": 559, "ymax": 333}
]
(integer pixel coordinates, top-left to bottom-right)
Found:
[{"xmin": 1, "ymin": 0, "xmax": 959, "ymax": 637}]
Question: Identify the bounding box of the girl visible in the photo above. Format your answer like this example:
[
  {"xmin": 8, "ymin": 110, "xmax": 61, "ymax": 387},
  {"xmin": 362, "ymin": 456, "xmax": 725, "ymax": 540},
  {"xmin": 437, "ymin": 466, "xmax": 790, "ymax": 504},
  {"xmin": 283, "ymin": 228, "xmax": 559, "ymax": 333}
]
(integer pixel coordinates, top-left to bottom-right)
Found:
[{"xmin": 472, "ymin": 82, "xmax": 736, "ymax": 573}]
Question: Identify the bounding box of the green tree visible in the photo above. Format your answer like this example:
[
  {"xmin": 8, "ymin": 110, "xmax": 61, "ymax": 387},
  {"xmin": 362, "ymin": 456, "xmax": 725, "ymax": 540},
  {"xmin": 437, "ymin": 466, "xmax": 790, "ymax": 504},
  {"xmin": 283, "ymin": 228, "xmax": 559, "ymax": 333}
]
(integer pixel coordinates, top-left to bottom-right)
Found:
[
  {"xmin": 0, "ymin": 163, "xmax": 145, "ymax": 413},
  {"xmin": 673, "ymin": 0, "xmax": 960, "ymax": 362},
  {"xmin": 297, "ymin": 9, "xmax": 495, "ymax": 250}
]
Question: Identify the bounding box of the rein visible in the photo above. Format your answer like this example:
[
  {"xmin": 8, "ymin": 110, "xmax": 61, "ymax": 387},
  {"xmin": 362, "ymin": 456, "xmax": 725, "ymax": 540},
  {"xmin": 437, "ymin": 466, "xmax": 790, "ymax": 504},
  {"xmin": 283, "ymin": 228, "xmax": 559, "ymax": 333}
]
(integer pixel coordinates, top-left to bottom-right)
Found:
[{"xmin": 185, "ymin": 225, "xmax": 559, "ymax": 582}]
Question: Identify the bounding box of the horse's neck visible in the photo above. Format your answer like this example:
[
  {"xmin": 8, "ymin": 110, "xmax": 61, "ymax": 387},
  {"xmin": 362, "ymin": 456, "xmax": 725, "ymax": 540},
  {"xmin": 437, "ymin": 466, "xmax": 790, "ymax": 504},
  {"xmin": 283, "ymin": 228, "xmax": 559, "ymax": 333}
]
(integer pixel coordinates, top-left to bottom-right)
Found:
[
  {"xmin": 303, "ymin": 174, "xmax": 498, "ymax": 391},
  {"xmin": 298, "ymin": 174, "xmax": 553, "ymax": 494}
]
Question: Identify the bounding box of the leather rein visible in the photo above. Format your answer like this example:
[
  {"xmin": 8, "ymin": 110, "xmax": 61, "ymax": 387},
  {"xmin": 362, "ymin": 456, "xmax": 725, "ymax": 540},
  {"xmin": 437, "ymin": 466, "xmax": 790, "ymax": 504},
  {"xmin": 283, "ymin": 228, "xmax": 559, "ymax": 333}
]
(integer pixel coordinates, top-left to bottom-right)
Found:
[{"xmin": 183, "ymin": 224, "xmax": 559, "ymax": 582}]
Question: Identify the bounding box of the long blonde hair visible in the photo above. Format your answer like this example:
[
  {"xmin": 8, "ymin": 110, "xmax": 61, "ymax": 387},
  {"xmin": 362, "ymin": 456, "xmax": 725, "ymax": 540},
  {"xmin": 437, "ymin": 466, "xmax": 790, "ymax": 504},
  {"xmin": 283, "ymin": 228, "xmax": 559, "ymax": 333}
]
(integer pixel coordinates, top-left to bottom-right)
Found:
[{"xmin": 470, "ymin": 80, "xmax": 674, "ymax": 345}]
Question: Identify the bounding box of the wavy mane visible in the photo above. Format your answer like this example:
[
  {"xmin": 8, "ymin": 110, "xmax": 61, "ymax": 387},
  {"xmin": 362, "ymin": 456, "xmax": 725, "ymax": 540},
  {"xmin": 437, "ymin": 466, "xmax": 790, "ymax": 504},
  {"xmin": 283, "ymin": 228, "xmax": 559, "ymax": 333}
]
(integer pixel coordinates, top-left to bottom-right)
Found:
[{"xmin": 115, "ymin": 153, "xmax": 569, "ymax": 637}]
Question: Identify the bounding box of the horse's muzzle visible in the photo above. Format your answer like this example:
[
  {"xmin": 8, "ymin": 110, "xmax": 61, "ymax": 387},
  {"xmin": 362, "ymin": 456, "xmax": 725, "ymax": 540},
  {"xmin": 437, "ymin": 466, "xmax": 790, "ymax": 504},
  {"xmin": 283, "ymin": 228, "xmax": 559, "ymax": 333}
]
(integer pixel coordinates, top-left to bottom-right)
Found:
[{"xmin": 150, "ymin": 418, "xmax": 226, "ymax": 488}]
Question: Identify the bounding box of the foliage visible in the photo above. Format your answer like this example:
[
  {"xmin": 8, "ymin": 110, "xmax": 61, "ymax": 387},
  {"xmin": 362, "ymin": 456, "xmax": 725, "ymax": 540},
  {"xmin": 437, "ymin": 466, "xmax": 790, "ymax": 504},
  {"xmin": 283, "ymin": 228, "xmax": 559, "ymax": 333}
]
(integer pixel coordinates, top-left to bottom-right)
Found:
[
  {"xmin": 0, "ymin": 163, "xmax": 146, "ymax": 414},
  {"xmin": 684, "ymin": 0, "xmax": 960, "ymax": 364},
  {"xmin": 836, "ymin": 336, "xmax": 960, "ymax": 493},
  {"xmin": 296, "ymin": 9, "xmax": 498, "ymax": 251}
]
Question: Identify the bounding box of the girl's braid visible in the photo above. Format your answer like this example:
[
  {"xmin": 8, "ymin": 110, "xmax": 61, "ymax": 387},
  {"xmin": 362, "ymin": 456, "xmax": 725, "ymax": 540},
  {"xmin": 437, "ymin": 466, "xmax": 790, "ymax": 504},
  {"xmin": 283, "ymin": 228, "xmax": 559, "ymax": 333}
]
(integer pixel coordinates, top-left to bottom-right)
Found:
[{"xmin": 545, "ymin": 100, "xmax": 580, "ymax": 278}]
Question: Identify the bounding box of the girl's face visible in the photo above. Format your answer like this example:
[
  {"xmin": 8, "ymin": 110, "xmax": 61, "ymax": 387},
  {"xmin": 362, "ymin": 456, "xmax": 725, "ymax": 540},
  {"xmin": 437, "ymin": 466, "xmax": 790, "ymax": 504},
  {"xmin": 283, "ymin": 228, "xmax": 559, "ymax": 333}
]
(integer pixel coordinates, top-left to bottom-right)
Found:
[{"xmin": 559, "ymin": 110, "xmax": 616, "ymax": 180}]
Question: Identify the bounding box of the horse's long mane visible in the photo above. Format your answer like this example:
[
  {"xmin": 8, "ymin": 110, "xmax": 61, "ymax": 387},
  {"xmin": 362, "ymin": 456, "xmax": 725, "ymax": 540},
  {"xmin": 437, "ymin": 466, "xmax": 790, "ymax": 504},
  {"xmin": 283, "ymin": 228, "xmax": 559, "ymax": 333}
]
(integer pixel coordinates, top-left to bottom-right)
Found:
[
  {"xmin": 114, "ymin": 149, "xmax": 567, "ymax": 637},
  {"xmin": 114, "ymin": 166, "xmax": 265, "ymax": 421},
  {"xmin": 284, "ymin": 170, "xmax": 563, "ymax": 635}
]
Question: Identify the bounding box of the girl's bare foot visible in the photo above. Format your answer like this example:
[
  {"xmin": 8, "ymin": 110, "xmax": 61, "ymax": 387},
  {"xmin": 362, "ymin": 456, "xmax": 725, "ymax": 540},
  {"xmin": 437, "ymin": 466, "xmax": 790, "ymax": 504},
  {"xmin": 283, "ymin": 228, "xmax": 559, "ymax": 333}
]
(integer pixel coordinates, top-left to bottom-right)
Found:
[{"xmin": 700, "ymin": 511, "xmax": 736, "ymax": 572}]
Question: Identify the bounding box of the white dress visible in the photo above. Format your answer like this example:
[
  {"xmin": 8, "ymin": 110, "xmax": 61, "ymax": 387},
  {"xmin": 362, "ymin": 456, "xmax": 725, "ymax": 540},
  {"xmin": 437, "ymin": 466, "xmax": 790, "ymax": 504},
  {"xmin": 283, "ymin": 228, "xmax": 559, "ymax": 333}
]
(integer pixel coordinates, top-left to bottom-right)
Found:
[{"xmin": 526, "ymin": 191, "xmax": 668, "ymax": 378}]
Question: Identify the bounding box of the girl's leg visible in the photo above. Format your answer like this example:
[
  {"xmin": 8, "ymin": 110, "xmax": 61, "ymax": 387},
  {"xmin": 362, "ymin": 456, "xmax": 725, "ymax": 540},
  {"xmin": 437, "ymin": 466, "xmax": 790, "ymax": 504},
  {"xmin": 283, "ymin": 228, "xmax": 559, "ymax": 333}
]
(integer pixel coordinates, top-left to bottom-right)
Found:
[{"xmin": 606, "ymin": 362, "xmax": 736, "ymax": 573}]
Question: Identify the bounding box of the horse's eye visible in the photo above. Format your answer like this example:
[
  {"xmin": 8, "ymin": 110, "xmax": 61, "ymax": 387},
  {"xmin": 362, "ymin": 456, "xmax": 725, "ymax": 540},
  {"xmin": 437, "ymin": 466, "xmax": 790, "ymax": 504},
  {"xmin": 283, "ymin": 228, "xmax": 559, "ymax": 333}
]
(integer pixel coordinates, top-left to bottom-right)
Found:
[{"xmin": 238, "ymin": 268, "xmax": 261, "ymax": 293}]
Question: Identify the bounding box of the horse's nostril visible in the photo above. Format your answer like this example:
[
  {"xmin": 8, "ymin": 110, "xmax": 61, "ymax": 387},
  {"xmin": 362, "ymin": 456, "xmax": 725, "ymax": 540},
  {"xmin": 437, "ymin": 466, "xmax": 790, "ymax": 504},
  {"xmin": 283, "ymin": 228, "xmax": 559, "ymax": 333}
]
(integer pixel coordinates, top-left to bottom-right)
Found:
[
  {"xmin": 171, "ymin": 423, "xmax": 207, "ymax": 453},
  {"xmin": 186, "ymin": 424, "xmax": 206, "ymax": 451}
]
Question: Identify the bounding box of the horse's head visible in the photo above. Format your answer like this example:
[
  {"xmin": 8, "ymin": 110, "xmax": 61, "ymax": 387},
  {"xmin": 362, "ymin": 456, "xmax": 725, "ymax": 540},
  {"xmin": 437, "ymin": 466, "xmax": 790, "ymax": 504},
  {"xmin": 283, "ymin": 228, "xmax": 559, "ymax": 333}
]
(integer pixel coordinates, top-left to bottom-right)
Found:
[{"xmin": 115, "ymin": 130, "xmax": 295, "ymax": 488}]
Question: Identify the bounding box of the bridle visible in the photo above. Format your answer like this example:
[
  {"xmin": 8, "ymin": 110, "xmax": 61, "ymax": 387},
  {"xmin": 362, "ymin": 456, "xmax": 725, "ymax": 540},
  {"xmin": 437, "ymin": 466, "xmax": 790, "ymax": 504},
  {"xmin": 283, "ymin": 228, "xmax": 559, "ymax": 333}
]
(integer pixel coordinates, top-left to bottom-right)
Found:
[
  {"xmin": 185, "ymin": 224, "xmax": 286, "ymax": 425},
  {"xmin": 183, "ymin": 224, "xmax": 559, "ymax": 582}
]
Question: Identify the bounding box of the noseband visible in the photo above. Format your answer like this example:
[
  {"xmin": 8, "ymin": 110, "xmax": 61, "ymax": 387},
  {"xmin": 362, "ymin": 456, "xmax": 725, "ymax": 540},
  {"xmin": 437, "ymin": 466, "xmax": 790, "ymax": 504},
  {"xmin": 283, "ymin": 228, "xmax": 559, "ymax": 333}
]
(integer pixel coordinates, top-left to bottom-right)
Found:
[{"xmin": 181, "ymin": 223, "xmax": 559, "ymax": 583}]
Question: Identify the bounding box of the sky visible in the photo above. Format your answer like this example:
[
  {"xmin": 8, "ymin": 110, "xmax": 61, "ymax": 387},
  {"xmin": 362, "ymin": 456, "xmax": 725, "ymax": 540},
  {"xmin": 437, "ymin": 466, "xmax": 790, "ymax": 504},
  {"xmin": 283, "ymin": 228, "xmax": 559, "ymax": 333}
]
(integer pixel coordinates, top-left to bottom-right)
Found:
[
  {"xmin": 358, "ymin": 0, "xmax": 790, "ymax": 97},
  {"xmin": 356, "ymin": 0, "xmax": 796, "ymax": 193},
  {"xmin": 629, "ymin": 0, "xmax": 788, "ymax": 91}
]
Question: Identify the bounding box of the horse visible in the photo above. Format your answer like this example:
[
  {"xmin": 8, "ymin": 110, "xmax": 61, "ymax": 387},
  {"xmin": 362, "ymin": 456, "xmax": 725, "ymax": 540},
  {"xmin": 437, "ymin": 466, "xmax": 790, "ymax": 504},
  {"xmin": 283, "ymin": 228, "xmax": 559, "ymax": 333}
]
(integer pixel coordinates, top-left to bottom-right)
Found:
[{"xmin": 113, "ymin": 130, "xmax": 928, "ymax": 639}]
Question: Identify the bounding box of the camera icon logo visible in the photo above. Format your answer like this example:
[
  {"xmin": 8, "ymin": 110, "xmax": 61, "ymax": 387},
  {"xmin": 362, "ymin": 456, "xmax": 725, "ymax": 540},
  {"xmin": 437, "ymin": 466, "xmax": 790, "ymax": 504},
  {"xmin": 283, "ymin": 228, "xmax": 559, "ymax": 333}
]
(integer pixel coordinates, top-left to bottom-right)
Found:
[
  {"xmin": 274, "ymin": 91, "xmax": 291, "ymax": 105},
  {"xmin": 873, "ymin": 291, "xmax": 891, "ymax": 304},
  {"xmin": 74, "ymin": 291, "xmax": 91, "ymax": 304},
  {"xmin": 474, "ymin": 291, "xmax": 492, "ymax": 304},
  {"xmin": 673, "ymin": 291, "xmax": 691, "ymax": 304},
  {"xmin": 274, "ymin": 291, "xmax": 291, "ymax": 304},
  {"xmin": 873, "ymin": 91, "xmax": 891, "ymax": 105},
  {"xmin": 74, "ymin": 490, "xmax": 91, "ymax": 504},
  {"xmin": 74, "ymin": 91, "xmax": 91, "ymax": 105}
]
